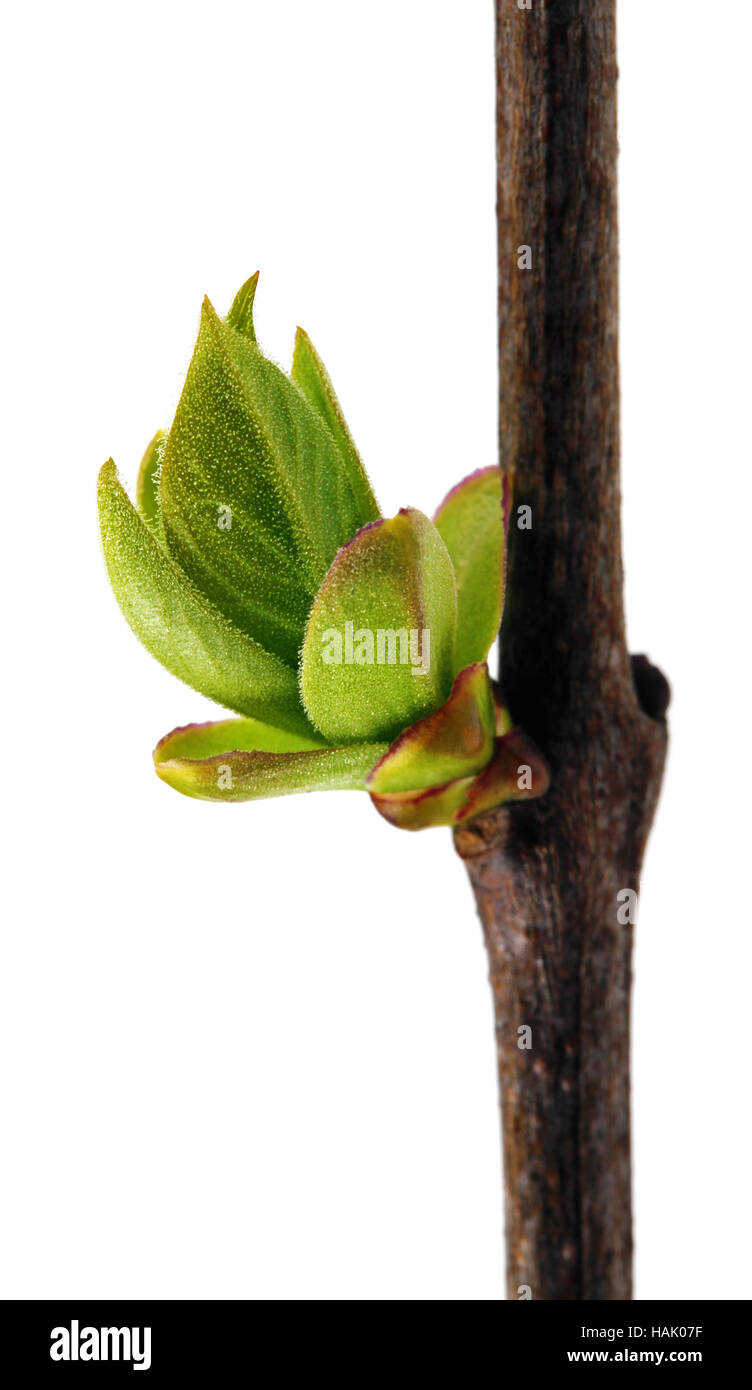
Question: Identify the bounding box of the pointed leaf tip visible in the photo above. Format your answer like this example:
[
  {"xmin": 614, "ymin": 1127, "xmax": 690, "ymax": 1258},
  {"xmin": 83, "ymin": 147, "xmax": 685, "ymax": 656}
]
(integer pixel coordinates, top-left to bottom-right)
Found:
[
  {"xmin": 159, "ymin": 295, "xmax": 381, "ymax": 663},
  {"xmin": 291, "ymin": 325, "xmax": 380, "ymax": 524},
  {"xmin": 226, "ymin": 272, "xmax": 260, "ymax": 342}
]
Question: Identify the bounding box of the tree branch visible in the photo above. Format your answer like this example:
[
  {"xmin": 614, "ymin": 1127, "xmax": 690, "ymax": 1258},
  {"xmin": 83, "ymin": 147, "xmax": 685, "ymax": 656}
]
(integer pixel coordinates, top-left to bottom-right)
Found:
[{"xmin": 454, "ymin": 0, "xmax": 669, "ymax": 1301}]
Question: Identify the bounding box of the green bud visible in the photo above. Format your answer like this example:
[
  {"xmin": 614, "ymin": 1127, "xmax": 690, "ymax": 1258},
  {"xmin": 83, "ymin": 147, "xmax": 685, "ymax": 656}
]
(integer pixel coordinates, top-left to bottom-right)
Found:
[{"xmin": 97, "ymin": 275, "xmax": 549, "ymax": 828}]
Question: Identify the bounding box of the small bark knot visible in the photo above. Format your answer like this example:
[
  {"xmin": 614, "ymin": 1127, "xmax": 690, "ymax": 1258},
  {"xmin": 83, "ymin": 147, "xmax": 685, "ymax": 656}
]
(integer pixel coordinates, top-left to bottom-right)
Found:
[{"xmin": 630, "ymin": 653, "xmax": 671, "ymax": 722}]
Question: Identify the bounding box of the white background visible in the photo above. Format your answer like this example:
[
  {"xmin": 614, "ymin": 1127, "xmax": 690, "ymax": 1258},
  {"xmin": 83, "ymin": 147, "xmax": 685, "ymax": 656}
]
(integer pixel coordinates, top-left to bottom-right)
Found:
[{"xmin": 1, "ymin": 0, "xmax": 750, "ymax": 1300}]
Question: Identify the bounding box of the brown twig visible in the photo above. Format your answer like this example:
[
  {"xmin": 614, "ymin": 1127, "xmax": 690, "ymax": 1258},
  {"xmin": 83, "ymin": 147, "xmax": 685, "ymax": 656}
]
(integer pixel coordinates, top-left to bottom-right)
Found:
[{"xmin": 454, "ymin": 0, "xmax": 669, "ymax": 1300}]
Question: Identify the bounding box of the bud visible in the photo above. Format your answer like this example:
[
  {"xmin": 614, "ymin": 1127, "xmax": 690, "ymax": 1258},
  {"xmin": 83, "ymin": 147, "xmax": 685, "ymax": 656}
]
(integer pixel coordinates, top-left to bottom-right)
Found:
[{"xmin": 98, "ymin": 276, "xmax": 549, "ymax": 829}]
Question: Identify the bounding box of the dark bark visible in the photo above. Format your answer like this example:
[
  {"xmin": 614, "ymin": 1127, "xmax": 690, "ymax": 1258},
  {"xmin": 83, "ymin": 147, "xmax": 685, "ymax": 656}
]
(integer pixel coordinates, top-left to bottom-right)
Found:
[{"xmin": 453, "ymin": 0, "xmax": 668, "ymax": 1300}]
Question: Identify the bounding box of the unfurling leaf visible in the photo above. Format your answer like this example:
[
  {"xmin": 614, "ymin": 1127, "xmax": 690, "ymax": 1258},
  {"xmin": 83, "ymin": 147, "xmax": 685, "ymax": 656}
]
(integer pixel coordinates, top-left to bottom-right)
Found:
[
  {"xmin": 159, "ymin": 298, "xmax": 380, "ymax": 664},
  {"xmin": 98, "ymin": 460, "xmax": 312, "ymax": 734},
  {"xmin": 291, "ymin": 326, "xmax": 379, "ymax": 525},
  {"xmin": 226, "ymin": 270, "xmax": 259, "ymax": 342},
  {"xmin": 155, "ymin": 740, "xmax": 388, "ymax": 803},
  {"xmin": 135, "ymin": 429, "xmax": 166, "ymax": 538},
  {"xmin": 300, "ymin": 508, "xmax": 457, "ymax": 742},
  {"xmin": 153, "ymin": 716, "xmax": 328, "ymax": 762},
  {"xmin": 434, "ymin": 466, "xmax": 508, "ymax": 670},
  {"xmin": 367, "ymin": 663, "xmax": 495, "ymax": 794}
]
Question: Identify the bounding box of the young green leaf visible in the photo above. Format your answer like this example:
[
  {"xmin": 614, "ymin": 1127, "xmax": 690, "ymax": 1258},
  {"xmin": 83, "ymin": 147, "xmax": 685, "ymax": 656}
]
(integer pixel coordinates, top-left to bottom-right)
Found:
[
  {"xmin": 135, "ymin": 429, "xmax": 166, "ymax": 538},
  {"xmin": 154, "ymin": 716, "xmax": 327, "ymax": 763},
  {"xmin": 291, "ymin": 326, "xmax": 379, "ymax": 524},
  {"xmin": 226, "ymin": 270, "xmax": 259, "ymax": 342},
  {"xmin": 433, "ymin": 466, "xmax": 507, "ymax": 671},
  {"xmin": 300, "ymin": 508, "xmax": 457, "ymax": 742},
  {"xmin": 367, "ymin": 663, "xmax": 495, "ymax": 794},
  {"xmin": 155, "ymin": 741, "xmax": 387, "ymax": 802},
  {"xmin": 159, "ymin": 298, "xmax": 380, "ymax": 665},
  {"xmin": 98, "ymin": 460, "xmax": 312, "ymax": 734}
]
